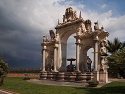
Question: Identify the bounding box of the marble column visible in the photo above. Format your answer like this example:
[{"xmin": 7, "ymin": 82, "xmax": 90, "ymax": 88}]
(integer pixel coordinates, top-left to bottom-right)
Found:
[
  {"xmin": 94, "ymin": 40, "xmax": 99, "ymax": 71},
  {"xmin": 42, "ymin": 45, "xmax": 46, "ymax": 72},
  {"xmin": 54, "ymin": 44, "xmax": 58, "ymax": 72},
  {"xmin": 76, "ymin": 39, "xmax": 80, "ymax": 72}
]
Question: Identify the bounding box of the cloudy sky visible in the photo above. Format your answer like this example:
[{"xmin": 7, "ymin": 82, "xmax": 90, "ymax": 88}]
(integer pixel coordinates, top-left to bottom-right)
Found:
[{"xmin": 0, "ymin": 0, "xmax": 125, "ymax": 69}]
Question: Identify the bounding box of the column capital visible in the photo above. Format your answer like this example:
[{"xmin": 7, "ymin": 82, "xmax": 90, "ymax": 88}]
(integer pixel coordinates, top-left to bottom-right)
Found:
[
  {"xmin": 94, "ymin": 39, "xmax": 99, "ymax": 42},
  {"xmin": 75, "ymin": 42, "xmax": 80, "ymax": 45},
  {"xmin": 42, "ymin": 45, "xmax": 47, "ymax": 50},
  {"xmin": 54, "ymin": 43, "xmax": 58, "ymax": 48}
]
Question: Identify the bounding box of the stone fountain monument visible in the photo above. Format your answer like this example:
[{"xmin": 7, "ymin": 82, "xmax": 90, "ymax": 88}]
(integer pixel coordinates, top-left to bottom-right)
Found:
[{"xmin": 40, "ymin": 7, "xmax": 109, "ymax": 83}]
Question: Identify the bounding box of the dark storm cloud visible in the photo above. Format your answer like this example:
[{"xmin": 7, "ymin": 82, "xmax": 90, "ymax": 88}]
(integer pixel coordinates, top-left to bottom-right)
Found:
[
  {"xmin": 0, "ymin": 0, "xmax": 124, "ymax": 69},
  {"xmin": 0, "ymin": 0, "xmax": 44, "ymax": 68}
]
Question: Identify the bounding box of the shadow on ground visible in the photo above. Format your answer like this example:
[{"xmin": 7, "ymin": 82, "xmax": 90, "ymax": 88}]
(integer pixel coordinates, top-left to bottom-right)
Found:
[{"xmin": 74, "ymin": 82, "xmax": 125, "ymax": 94}]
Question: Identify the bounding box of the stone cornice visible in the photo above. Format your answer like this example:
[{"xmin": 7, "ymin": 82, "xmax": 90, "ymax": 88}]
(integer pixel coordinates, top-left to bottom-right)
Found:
[
  {"xmin": 55, "ymin": 18, "xmax": 84, "ymax": 29},
  {"xmin": 79, "ymin": 31, "xmax": 109, "ymax": 39}
]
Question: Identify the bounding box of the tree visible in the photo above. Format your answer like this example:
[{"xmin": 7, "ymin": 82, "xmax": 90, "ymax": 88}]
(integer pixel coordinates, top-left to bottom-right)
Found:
[
  {"xmin": 108, "ymin": 48, "xmax": 125, "ymax": 78},
  {"xmin": 107, "ymin": 38, "xmax": 125, "ymax": 54},
  {"xmin": 0, "ymin": 55, "xmax": 8, "ymax": 85},
  {"xmin": 107, "ymin": 38, "xmax": 125, "ymax": 77}
]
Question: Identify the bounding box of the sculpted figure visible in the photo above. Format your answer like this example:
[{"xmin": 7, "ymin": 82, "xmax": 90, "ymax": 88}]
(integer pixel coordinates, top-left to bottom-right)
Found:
[
  {"xmin": 43, "ymin": 35, "xmax": 49, "ymax": 42},
  {"xmin": 43, "ymin": 36, "xmax": 46, "ymax": 42},
  {"xmin": 100, "ymin": 40, "xmax": 108, "ymax": 56},
  {"xmin": 49, "ymin": 30, "xmax": 55, "ymax": 40},
  {"xmin": 73, "ymin": 11, "xmax": 77, "ymax": 19},
  {"xmin": 94, "ymin": 21, "xmax": 99, "ymax": 31},
  {"xmin": 64, "ymin": 7, "xmax": 78, "ymax": 22},
  {"xmin": 55, "ymin": 33, "xmax": 59, "ymax": 42},
  {"xmin": 86, "ymin": 56, "xmax": 92, "ymax": 71},
  {"xmin": 85, "ymin": 19, "xmax": 92, "ymax": 32},
  {"xmin": 100, "ymin": 56, "xmax": 108, "ymax": 72},
  {"xmin": 63, "ymin": 15, "xmax": 66, "ymax": 22}
]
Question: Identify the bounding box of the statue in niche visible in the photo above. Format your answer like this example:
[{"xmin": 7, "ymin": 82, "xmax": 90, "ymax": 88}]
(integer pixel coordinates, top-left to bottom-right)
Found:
[
  {"xmin": 94, "ymin": 21, "xmax": 99, "ymax": 31},
  {"xmin": 64, "ymin": 7, "xmax": 78, "ymax": 22},
  {"xmin": 100, "ymin": 40, "xmax": 108, "ymax": 56},
  {"xmin": 49, "ymin": 30, "xmax": 55, "ymax": 40},
  {"xmin": 85, "ymin": 19, "xmax": 92, "ymax": 32},
  {"xmin": 86, "ymin": 56, "xmax": 92, "ymax": 72}
]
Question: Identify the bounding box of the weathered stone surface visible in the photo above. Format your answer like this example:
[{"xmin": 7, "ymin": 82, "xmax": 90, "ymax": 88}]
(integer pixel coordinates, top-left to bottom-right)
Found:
[{"xmin": 41, "ymin": 7, "xmax": 109, "ymax": 83}]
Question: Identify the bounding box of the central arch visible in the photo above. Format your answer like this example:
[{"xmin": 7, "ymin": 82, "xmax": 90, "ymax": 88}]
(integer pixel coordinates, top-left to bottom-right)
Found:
[
  {"xmin": 67, "ymin": 34, "xmax": 76, "ymax": 65},
  {"xmin": 56, "ymin": 20, "xmax": 85, "ymax": 71}
]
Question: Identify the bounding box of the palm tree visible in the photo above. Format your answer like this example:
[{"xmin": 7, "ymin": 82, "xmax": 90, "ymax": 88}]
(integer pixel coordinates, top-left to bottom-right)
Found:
[
  {"xmin": 107, "ymin": 38, "xmax": 125, "ymax": 77},
  {"xmin": 108, "ymin": 48, "xmax": 125, "ymax": 78},
  {"xmin": 107, "ymin": 38, "xmax": 125, "ymax": 54}
]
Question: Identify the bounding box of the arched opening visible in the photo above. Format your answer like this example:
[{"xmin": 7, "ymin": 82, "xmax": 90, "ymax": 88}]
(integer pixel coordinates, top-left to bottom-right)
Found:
[
  {"xmin": 66, "ymin": 33, "xmax": 76, "ymax": 72},
  {"xmin": 87, "ymin": 48, "xmax": 94, "ymax": 71}
]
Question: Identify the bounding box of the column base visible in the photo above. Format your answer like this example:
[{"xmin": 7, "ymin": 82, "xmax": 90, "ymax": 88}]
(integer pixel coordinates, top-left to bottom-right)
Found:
[
  {"xmin": 93, "ymin": 71, "xmax": 99, "ymax": 81},
  {"xmin": 57, "ymin": 72, "xmax": 65, "ymax": 81},
  {"xmin": 51, "ymin": 72, "xmax": 58, "ymax": 80},
  {"xmin": 40, "ymin": 71, "xmax": 47, "ymax": 80},
  {"xmin": 99, "ymin": 71, "xmax": 108, "ymax": 83},
  {"xmin": 65, "ymin": 72, "xmax": 76, "ymax": 82}
]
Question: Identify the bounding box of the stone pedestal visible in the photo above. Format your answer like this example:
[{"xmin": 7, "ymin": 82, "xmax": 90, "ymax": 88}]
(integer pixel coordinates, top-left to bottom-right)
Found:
[
  {"xmin": 99, "ymin": 71, "xmax": 108, "ymax": 83},
  {"xmin": 65, "ymin": 72, "xmax": 76, "ymax": 82},
  {"xmin": 75, "ymin": 72, "xmax": 87, "ymax": 83},
  {"xmin": 47, "ymin": 72, "xmax": 52, "ymax": 80},
  {"xmin": 86, "ymin": 72, "xmax": 94, "ymax": 81},
  {"xmin": 93, "ymin": 71, "xmax": 99, "ymax": 81},
  {"xmin": 57, "ymin": 72, "xmax": 65, "ymax": 81},
  {"xmin": 40, "ymin": 71, "xmax": 47, "ymax": 80},
  {"xmin": 51, "ymin": 72, "xmax": 58, "ymax": 80}
]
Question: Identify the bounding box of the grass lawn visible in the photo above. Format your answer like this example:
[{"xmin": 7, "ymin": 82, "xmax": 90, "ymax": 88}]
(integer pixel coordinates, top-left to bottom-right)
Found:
[{"xmin": 0, "ymin": 77, "xmax": 125, "ymax": 94}]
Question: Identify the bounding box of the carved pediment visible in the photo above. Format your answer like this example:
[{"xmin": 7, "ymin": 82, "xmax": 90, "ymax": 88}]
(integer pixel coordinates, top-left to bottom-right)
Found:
[{"xmin": 63, "ymin": 7, "xmax": 78, "ymax": 22}]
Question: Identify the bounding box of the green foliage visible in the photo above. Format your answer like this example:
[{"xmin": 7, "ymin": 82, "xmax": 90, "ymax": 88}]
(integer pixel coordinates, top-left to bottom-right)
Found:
[
  {"xmin": 107, "ymin": 38, "xmax": 125, "ymax": 54},
  {"xmin": 108, "ymin": 48, "xmax": 125, "ymax": 75},
  {"xmin": 107, "ymin": 38, "xmax": 125, "ymax": 76},
  {"xmin": 0, "ymin": 55, "xmax": 8, "ymax": 75}
]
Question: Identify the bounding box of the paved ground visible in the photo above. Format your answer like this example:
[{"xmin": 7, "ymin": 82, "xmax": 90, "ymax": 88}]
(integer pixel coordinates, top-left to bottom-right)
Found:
[
  {"xmin": 28, "ymin": 78, "xmax": 125, "ymax": 88},
  {"xmin": 0, "ymin": 90, "xmax": 9, "ymax": 94},
  {"xmin": 28, "ymin": 79, "xmax": 108, "ymax": 87},
  {"xmin": 0, "ymin": 89, "xmax": 19, "ymax": 94}
]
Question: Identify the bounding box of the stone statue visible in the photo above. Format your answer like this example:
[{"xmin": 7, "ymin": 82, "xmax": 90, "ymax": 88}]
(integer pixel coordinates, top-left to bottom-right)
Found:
[
  {"xmin": 63, "ymin": 15, "xmax": 66, "ymax": 22},
  {"xmin": 64, "ymin": 7, "xmax": 78, "ymax": 22},
  {"xmin": 73, "ymin": 11, "xmax": 77, "ymax": 19},
  {"xmin": 101, "ymin": 26, "xmax": 104, "ymax": 31},
  {"xmin": 55, "ymin": 33, "xmax": 59, "ymax": 42},
  {"xmin": 85, "ymin": 19, "xmax": 92, "ymax": 32},
  {"xmin": 94, "ymin": 21, "xmax": 99, "ymax": 31},
  {"xmin": 100, "ymin": 40, "xmax": 108, "ymax": 56},
  {"xmin": 100, "ymin": 56, "xmax": 108, "ymax": 72},
  {"xmin": 86, "ymin": 56, "xmax": 92, "ymax": 72},
  {"xmin": 43, "ymin": 35, "xmax": 49, "ymax": 42},
  {"xmin": 43, "ymin": 36, "xmax": 46, "ymax": 42},
  {"xmin": 49, "ymin": 30, "xmax": 55, "ymax": 40}
]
